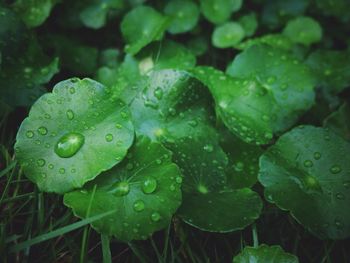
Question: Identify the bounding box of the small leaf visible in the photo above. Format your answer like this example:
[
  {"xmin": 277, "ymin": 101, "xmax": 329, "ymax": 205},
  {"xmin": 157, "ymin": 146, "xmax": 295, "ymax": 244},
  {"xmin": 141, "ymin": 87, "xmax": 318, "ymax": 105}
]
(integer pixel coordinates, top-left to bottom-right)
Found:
[
  {"xmin": 121, "ymin": 6, "xmax": 170, "ymax": 55},
  {"xmin": 283, "ymin": 16, "xmax": 323, "ymax": 46},
  {"xmin": 12, "ymin": 0, "xmax": 57, "ymax": 27},
  {"xmin": 15, "ymin": 78, "xmax": 134, "ymax": 193},
  {"xmin": 259, "ymin": 126, "xmax": 350, "ymax": 239},
  {"xmin": 200, "ymin": 0, "xmax": 242, "ymax": 24},
  {"xmin": 306, "ymin": 49, "xmax": 350, "ymax": 94},
  {"xmin": 212, "ymin": 22, "xmax": 245, "ymax": 48},
  {"xmin": 164, "ymin": 0, "xmax": 200, "ymax": 34},
  {"xmin": 238, "ymin": 13, "xmax": 258, "ymax": 37},
  {"xmin": 64, "ymin": 137, "xmax": 182, "ymax": 242},
  {"xmin": 233, "ymin": 244, "xmax": 299, "ymax": 263}
]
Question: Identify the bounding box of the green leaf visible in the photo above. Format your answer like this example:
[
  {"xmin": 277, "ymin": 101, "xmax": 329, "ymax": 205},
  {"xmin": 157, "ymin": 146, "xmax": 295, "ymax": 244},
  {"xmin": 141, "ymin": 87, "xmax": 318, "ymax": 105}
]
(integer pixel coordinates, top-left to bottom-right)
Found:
[
  {"xmin": 136, "ymin": 40, "xmax": 196, "ymax": 73},
  {"xmin": 238, "ymin": 13, "xmax": 258, "ymax": 37},
  {"xmin": 200, "ymin": 0, "xmax": 242, "ymax": 24},
  {"xmin": 0, "ymin": 37, "xmax": 59, "ymax": 107},
  {"xmin": 212, "ymin": 22, "xmax": 245, "ymax": 48},
  {"xmin": 219, "ymin": 127, "xmax": 263, "ymax": 189},
  {"xmin": 233, "ymin": 244, "xmax": 299, "ymax": 263},
  {"xmin": 121, "ymin": 6, "xmax": 170, "ymax": 55},
  {"xmin": 12, "ymin": 0, "xmax": 57, "ymax": 27},
  {"xmin": 283, "ymin": 16, "xmax": 323, "ymax": 46},
  {"xmin": 164, "ymin": 0, "xmax": 200, "ymax": 34},
  {"xmin": 64, "ymin": 137, "xmax": 182, "ymax": 242},
  {"xmin": 166, "ymin": 136, "xmax": 262, "ymax": 232},
  {"xmin": 0, "ymin": 7, "xmax": 29, "ymax": 60},
  {"xmin": 259, "ymin": 126, "xmax": 350, "ymax": 239},
  {"xmin": 14, "ymin": 78, "xmax": 134, "ymax": 194},
  {"xmin": 79, "ymin": 0, "xmax": 124, "ymax": 29},
  {"xmin": 306, "ymin": 49, "xmax": 350, "ymax": 94},
  {"xmin": 323, "ymin": 102, "xmax": 350, "ymax": 141},
  {"xmin": 235, "ymin": 34, "xmax": 294, "ymax": 51},
  {"xmin": 226, "ymin": 45, "xmax": 316, "ymax": 142}
]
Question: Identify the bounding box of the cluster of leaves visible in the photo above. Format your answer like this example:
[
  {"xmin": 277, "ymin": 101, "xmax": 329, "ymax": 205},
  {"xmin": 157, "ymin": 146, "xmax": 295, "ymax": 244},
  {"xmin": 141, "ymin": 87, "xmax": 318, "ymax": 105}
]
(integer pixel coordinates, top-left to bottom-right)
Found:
[{"xmin": 1, "ymin": 0, "xmax": 350, "ymax": 261}]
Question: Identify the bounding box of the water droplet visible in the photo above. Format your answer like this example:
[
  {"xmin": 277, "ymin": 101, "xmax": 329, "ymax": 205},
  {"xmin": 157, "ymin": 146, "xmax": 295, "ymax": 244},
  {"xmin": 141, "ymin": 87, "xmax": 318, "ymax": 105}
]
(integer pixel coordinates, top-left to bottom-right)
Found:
[
  {"xmin": 313, "ymin": 152, "xmax": 321, "ymax": 160},
  {"xmin": 335, "ymin": 193, "xmax": 345, "ymax": 200},
  {"xmin": 343, "ymin": 181, "xmax": 350, "ymax": 188},
  {"xmin": 142, "ymin": 177, "xmax": 157, "ymax": 194},
  {"xmin": 112, "ymin": 181, "xmax": 130, "ymax": 196},
  {"xmin": 66, "ymin": 109, "xmax": 74, "ymax": 120},
  {"xmin": 59, "ymin": 168, "xmax": 65, "ymax": 174},
  {"xmin": 303, "ymin": 160, "xmax": 313, "ymax": 168},
  {"xmin": 330, "ymin": 165, "xmax": 342, "ymax": 174},
  {"xmin": 151, "ymin": 212, "xmax": 161, "ymax": 222},
  {"xmin": 197, "ymin": 184, "xmax": 208, "ymax": 194},
  {"xmin": 234, "ymin": 161, "xmax": 244, "ymax": 172},
  {"xmin": 133, "ymin": 200, "xmax": 145, "ymax": 212},
  {"xmin": 155, "ymin": 159, "xmax": 162, "ymax": 165},
  {"xmin": 38, "ymin": 127, "xmax": 48, "ymax": 135},
  {"xmin": 55, "ymin": 132, "xmax": 85, "ymax": 158},
  {"xmin": 69, "ymin": 87, "xmax": 76, "ymax": 94},
  {"xmin": 203, "ymin": 144, "xmax": 213, "ymax": 153},
  {"xmin": 154, "ymin": 87, "xmax": 163, "ymax": 100},
  {"xmin": 262, "ymin": 115, "xmax": 270, "ymax": 121},
  {"xmin": 267, "ymin": 76, "xmax": 276, "ymax": 84},
  {"xmin": 170, "ymin": 184, "xmax": 176, "ymax": 191},
  {"xmin": 105, "ymin": 134, "xmax": 114, "ymax": 142},
  {"xmin": 26, "ymin": 130, "xmax": 34, "ymax": 138},
  {"xmin": 48, "ymin": 164, "xmax": 54, "ymax": 169},
  {"xmin": 175, "ymin": 176, "xmax": 182, "ymax": 184},
  {"xmin": 37, "ymin": 159, "xmax": 45, "ymax": 167},
  {"xmin": 115, "ymin": 124, "xmax": 123, "ymax": 129}
]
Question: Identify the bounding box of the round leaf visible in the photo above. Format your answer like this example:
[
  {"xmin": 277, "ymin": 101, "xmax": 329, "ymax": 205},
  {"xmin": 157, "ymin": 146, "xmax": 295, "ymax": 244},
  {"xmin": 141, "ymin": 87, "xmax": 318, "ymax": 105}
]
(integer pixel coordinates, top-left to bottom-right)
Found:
[
  {"xmin": 259, "ymin": 126, "xmax": 350, "ymax": 239},
  {"xmin": 15, "ymin": 78, "xmax": 134, "ymax": 194},
  {"xmin": 283, "ymin": 16, "xmax": 323, "ymax": 46},
  {"xmin": 238, "ymin": 13, "xmax": 258, "ymax": 37},
  {"xmin": 200, "ymin": 0, "xmax": 242, "ymax": 24},
  {"xmin": 121, "ymin": 6, "xmax": 170, "ymax": 55},
  {"xmin": 233, "ymin": 244, "xmax": 299, "ymax": 263},
  {"xmin": 64, "ymin": 137, "xmax": 182, "ymax": 242},
  {"xmin": 212, "ymin": 22, "xmax": 245, "ymax": 48},
  {"xmin": 164, "ymin": 0, "xmax": 200, "ymax": 34},
  {"xmin": 306, "ymin": 49, "xmax": 350, "ymax": 94}
]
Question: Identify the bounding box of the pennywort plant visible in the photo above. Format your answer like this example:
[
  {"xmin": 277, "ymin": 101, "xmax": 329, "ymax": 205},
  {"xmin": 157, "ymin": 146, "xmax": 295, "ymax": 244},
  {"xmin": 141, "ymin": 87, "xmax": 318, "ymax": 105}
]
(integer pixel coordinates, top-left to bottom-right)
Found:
[{"xmin": 2, "ymin": 0, "xmax": 350, "ymax": 261}]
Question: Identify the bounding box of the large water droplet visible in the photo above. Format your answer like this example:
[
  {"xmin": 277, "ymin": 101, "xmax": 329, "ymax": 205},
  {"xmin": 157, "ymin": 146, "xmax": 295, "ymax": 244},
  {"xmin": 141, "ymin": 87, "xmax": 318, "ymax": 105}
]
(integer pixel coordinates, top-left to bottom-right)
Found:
[
  {"xmin": 133, "ymin": 200, "xmax": 145, "ymax": 212},
  {"xmin": 112, "ymin": 181, "xmax": 130, "ymax": 197},
  {"xmin": 330, "ymin": 165, "xmax": 342, "ymax": 174},
  {"xmin": 142, "ymin": 177, "xmax": 157, "ymax": 194},
  {"xmin": 151, "ymin": 212, "xmax": 161, "ymax": 222},
  {"xmin": 55, "ymin": 132, "xmax": 85, "ymax": 158}
]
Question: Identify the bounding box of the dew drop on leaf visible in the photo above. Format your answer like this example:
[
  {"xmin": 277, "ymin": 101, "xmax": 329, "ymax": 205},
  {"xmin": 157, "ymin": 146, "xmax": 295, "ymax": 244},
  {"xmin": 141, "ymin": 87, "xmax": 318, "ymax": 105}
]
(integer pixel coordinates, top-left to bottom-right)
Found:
[
  {"xmin": 203, "ymin": 144, "xmax": 214, "ymax": 153},
  {"xmin": 133, "ymin": 200, "xmax": 145, "ymax": 212},
  {"xmin": 105, "ymin": 134, "xmax": 114, "ymax": 142},
  {"xmin": 66, "ymin": 109, "xmax": 74, "ymax": 120},
  {"xmin": 330, "ymin": 165, "xmax": 342, "ymax": 174},
  {"xmin": 26, "ymin": 130, "xmax": 34, "ymax": 138},
  {"xmin": 151, "ymin": 212, "xmax": 161, "ymax": 222},
  {"xmin": 313, "ymin": 152, "xmax": 321, "ymax": 160},
  {"xmin": 59, "ymin": 168, "xmax": 65, "ymax": 174},
  {"xmin": 112, "ymin": 181, "xmax": 130, "ymax": 197},
  {"xmin": 175, "ymin": 176, "xmax": 182, "ymax": 184},
  {"xmin": 37, "ymin": 159, "xmax": 46, "ymax": 167},
  {"xmin": 142, "ymin": 177, "xmax": 157, "ymax": 194},
  {"xmin": 38, "ymin": 126, "xmax": 48, "ymax": 135},
  {"xmin": 303, "ymin": 160, "xmax": 313, "ymax": 168},
  {"xmin": 54, "ymin": 132, "xmax": 85, "ymax": 158},
  {"xmin": 154, "ymin": 87, "xmax": 163, "ymax": 100}
]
